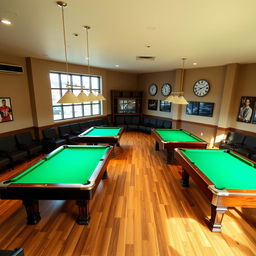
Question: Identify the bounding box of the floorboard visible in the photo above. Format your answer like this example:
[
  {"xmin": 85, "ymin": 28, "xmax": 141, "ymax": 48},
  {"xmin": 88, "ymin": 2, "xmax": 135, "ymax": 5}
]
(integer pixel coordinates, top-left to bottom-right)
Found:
[{"xmin": 0, "ymin": 131, "xmax": 255, "ymax": 256}]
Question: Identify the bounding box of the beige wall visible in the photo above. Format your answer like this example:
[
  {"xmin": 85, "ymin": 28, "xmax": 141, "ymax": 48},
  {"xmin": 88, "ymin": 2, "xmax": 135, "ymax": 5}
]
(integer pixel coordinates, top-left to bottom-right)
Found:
[
  {"xmin": 138, "ymin": 63, "xmax": 256, "ymax": 143},
  {"xmin": 138, "ymin": 71, "xmax": 176, "ymax": 119},
  {"xmin": 229, "ymin": 64, "xmax": 256, "ymax": 133},
  {"xmin": 138, "ymin": 66, "xmax": 226, "ymax": 125},
  {"xmin": 1, "ymin": 53, "xmax": 256, "ymax": 137},
  {"xmin": 181, "ymin": 66, "xmax": 226, "ymax": 126},
  {"xmin": 28, "ymin": 58, "xmax": 138, "ymax": 127},
  {"xmin": 0, "ymin": 55, "xmax": 33, "ymax": 133}
]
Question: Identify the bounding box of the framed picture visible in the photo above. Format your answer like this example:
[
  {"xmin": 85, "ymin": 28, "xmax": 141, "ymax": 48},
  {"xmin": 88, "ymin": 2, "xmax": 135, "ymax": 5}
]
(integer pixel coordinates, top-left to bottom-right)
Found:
[
  {"xmin": 199, "ymin": 102, "xmax": 214, "ymax": 117},
  {"xmin": 186, "ymin": 101, "xmax": 199, "ymax": 115},
  {"xmin": 160, "ymin": 100, "xmax": 171, "ymax": 112},
  {"xmin": 148, "ymin": 99, "xmax": 158, "ymax": 111},
  {"xmin": 252, "ymin": 103, "xmax": 256, "ymax": 124},
  {"xmin": 0, "ymin": 97, "xmax": 13, "ymax": 123},
  {"xmin": 117, "ymin": 98, "xmax": 136, "ymax": 114},
  {"xmin": 186, "ymin": 101, "xmax": 214, "ymax": 117},
  {"xmin": 237, "ymin": 96, "xmax": 256, "ymax": 123}
]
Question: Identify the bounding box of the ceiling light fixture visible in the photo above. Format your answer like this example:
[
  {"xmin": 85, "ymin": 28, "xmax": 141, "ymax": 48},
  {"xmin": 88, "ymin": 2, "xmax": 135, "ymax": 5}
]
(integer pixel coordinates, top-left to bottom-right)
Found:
[
  {"xmin": 193, "ymin": 62, "xmax": 197, "ymax": 66},
  {"xmin": 165, "ymin": 58, "xmax": 188, "ymax": 105},
  {"xmin": 0, "ymin": 19, "xmax": 12, "ymax": 25},
  {"xmin": 56, "ymin": 1, "xmax": 80, "ymax": 104}
]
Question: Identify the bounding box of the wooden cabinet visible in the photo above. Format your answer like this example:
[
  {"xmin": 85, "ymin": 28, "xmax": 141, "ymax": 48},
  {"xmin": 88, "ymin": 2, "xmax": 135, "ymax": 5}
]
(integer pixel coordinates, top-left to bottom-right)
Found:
[{"xmin": 111, "ymin": 90, "xmax": 143, "ymax": 123}]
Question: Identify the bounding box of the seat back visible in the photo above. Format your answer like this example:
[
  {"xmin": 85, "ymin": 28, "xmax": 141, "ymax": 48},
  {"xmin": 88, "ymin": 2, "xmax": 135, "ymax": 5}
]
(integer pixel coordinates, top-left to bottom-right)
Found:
[
  {"xmin": 58, "ymin": 125, "xmax": 71, "ymax": 137},
  {"xmin": 156, "ymin": 119, "xmax": 164, "ymax": 128},
  {"xmin": 125, "ymin": 116, "xmax": 133, "ymax": 125},
  {"xmin": 132, "ymin": 116, "xmax": 140, "ymax": 125},
  {"xmin": 149, "ymin": 118, "xmax": 157, "ymax": 127},
  {"xmin": 116, "ymin": 116, "xmax": 125, "ymax": 125},
  {"xmin": 0, "ymin": 136, "xmax": 18, "ymax": 153},
  {"xmin": 243, "ymin": 136, "xmax": 256, "ymax": 148},
  {"xmin": 79, "ymin": 121, "xmax": 90, "ymax": 131},
  {"xmin": 227, "ymin": 132, "xmax": 245, "ymax": 144},
  {"xmin": 70, "ymin": 123, "xmax": 81, "ymax": 134},
  {"xmin": 100, "ymin": 117, "xmax": 109, "ymax": 126},
  {"xmin": 163, "ymin": 120, "xmax": 172, "ymax": 128},
  {"xmin": 42, "ymin": 128, "xmax": 58, "ymax": 140},
  {"xmin": 16, "ymin": 132, "xmax": 33, "ymax": 146},
  {"xmin": 143, "ymin": 117, "xmax": 150, "ymax": 125}
]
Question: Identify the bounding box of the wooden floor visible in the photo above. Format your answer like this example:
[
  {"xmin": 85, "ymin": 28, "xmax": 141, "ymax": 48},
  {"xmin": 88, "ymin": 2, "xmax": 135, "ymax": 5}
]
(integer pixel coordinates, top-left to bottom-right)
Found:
[{"xmin": 0, "ymin": 132, "xmax": 256, "ymax": 256}]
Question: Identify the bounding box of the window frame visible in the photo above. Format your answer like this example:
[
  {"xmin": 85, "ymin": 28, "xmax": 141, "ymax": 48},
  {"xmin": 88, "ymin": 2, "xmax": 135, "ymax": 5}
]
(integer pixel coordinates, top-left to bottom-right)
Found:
[{"xmin": 50, "ymin": 71, "xmax": 102, "ymax": 121}]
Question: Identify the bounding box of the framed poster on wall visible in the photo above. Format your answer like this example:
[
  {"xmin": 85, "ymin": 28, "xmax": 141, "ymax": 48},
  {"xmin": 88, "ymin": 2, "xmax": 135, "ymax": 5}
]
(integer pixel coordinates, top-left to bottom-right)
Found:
[
  {"xmin": 237, "ymin": 96, "xmax": 256, "ymax": 123},
  {"xmin": 160, "ymin": 100, "xmax": 171, "ymax": 112},
  {"xmin": 0, "ymin": 97, "xmax": 13, "ymax": 123},
  {"xmin": 186, "ymin": 101, "xmax": 214, "ymax": 117},
  {"xmin": 148, "ymin": 99, "xmax": 158, "ymax": 111}
]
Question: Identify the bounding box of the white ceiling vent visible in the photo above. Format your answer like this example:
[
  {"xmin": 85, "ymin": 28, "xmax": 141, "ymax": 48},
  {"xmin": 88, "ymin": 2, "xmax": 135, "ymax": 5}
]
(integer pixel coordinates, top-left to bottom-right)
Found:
[{"xmin": 136, "ymin": 56, "xmax": 155, "ymax": 61}]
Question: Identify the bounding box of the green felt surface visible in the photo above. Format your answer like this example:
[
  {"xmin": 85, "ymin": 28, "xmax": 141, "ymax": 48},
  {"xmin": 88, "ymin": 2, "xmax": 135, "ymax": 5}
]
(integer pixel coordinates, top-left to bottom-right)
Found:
[
  {"xmin": 11, "ymin": 146, "xmax": 109, "ymax": 184},
  {"xmin": 181, "ymin": 149, "xmax": 256, "ymax": 190},
  {"xmin": 80, "ymin": 127, "xmax": 121, "ymax": 137},
  {"xmin": 156, "ymin": 129, "xmax": 203, "ymax": 142}
]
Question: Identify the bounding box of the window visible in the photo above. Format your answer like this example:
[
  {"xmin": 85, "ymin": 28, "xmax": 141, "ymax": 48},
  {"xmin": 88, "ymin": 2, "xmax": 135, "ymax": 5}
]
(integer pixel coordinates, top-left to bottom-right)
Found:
[{"xmin": 50, "ymin": 72, "xmax": 102, "ymax": 121}]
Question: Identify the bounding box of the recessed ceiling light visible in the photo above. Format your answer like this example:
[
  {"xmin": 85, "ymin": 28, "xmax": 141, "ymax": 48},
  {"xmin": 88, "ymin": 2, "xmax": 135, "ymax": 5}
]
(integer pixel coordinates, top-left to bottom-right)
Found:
[
  {"xmin": 193, "ymin": 62, "xmax": 197, "ymax": 65},
  {"xmin": 1, "ymin": 19, "xmax": 12, "ymax": 25},
  {"xmin": 115, "ymin": 64, "xmax": 119, "ymax": 67}
]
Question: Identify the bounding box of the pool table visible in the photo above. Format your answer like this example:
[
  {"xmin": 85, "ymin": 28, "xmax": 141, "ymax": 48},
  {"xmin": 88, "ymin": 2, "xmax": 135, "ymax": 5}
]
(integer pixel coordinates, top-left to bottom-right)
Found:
[
  {"xmin": 152, "ymin": 128, "xmax": 207, "ymax": 164},
  {"xmin": 175, "ymin": 148, "xmax": 256, "ymax": 232},
  {"xmin": 78, "ymin": 126, "xmax": 124, "ymax": 146},
  {"xmin": 0, "ymin": 145, "xmax": 113, "ymax": 225}
]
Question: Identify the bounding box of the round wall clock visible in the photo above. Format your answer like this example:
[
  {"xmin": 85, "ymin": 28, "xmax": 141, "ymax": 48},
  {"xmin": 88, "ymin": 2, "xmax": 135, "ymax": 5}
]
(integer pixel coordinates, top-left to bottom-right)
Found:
[
  {"xmin": 193, "ymin": 79, "xmax": 210, "ymax": 97},
  {"xmin": 161, "ymin": 83, "xmax": 172, "ymax": 96},
  {"xmin": 148, "ymin": 84, "xmax": 158, "ymax": 96}
]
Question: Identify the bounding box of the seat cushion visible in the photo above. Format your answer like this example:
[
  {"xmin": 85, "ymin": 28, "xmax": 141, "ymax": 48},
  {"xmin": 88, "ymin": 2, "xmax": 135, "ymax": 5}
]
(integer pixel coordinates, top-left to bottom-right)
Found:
[
  {"xmin": 0, "ymin": 156, "xmax": 10, "ymax": 167},
  {"xmin": 55, "ymin": 138, "xmax": 67, "ymax": 147},
  {"xmin": 28, "ymin": 144, "xmax": 43, "ymax": 155},
  {"xmin": 233, "ymin": 147, "xmax": 253, "ymax": 158},
  {"xmin": 9, "ymin": 150, "xmax": 28, "ymax": 162}
]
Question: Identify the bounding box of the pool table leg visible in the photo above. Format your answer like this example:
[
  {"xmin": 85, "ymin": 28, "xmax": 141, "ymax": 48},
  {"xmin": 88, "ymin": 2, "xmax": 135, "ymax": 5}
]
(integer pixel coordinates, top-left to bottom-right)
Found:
[
  {"xmin": 166, "ymin": 149, "xmax": 174, "ymax": 164},
  {"xmin": 209, "ymin": 205, "xmax": 228, "ymax": 232},
  {"xmin": 76, "ymin": 200, "xmax": 90, "ymax": 225},
  {"xmin": 181, "ymin": 169, "xmax": 189, "ymax": 187},
  {"xmin": 102, "ymin": 170, "xmax": 108, "ymax": 179},
  {"xmin": 155, "ymin": 141, "xmax": 159, "ymax": 151},
  {"xmin": 23, "ymin": 199, "xmax": 41, "ymax": 225}
]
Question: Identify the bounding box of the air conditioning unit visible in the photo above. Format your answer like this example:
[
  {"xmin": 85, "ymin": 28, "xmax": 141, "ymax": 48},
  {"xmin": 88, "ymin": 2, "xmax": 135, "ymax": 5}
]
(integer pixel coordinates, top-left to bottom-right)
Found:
[{"xmin": 0, "ymin": 63, "xmax": 24, "ymax": 74}]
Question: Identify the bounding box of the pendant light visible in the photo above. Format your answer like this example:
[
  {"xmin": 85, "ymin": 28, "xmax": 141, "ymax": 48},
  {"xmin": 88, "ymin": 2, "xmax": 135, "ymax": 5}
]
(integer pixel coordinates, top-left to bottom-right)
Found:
[
  {"xmin": 165, "ymin": 58, "xmax": 188, "ymax": 104},
  {"xmin": 83, "ymin": 25, "xmax": 106, "ymax": 102},
  {"xmin": 57, "ymin": 1, "xmax": 80, "ymax": 104}
]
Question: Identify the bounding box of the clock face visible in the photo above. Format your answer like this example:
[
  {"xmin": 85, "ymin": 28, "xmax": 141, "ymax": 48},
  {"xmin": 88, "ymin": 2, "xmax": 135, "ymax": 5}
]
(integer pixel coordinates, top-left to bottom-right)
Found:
[
  {"xmin": 161, "ymin": 83, "xmax": 172, "ymax": 96},
  {"xmin": 149, "ymin": 84, "xmax": 158, "ymax": 96},
  {"xmin": 193, "ymin": 80, "xmax": 210, "ymax": 97}
]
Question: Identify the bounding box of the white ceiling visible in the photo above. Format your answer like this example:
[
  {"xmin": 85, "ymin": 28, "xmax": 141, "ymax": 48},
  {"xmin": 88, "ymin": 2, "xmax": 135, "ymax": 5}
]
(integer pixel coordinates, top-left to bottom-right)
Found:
[{"xmin": 1, "ymin": 0, "xmax": 256, "ymax": 73}]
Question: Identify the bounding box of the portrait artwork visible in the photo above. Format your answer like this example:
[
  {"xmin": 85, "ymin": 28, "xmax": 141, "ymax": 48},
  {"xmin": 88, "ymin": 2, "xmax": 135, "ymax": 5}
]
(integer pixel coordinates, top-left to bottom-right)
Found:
[
  {"xmin": 0, "ymin": 97, "xmax": 13, "ymax": 123},
  {"xmin": 237, "ymin": 96, "xmax": 256, "ymax": 123}
]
